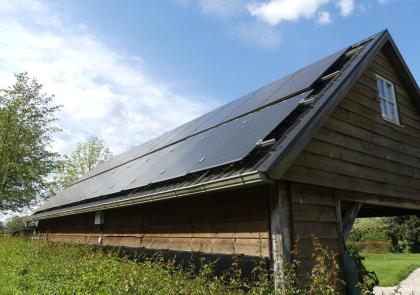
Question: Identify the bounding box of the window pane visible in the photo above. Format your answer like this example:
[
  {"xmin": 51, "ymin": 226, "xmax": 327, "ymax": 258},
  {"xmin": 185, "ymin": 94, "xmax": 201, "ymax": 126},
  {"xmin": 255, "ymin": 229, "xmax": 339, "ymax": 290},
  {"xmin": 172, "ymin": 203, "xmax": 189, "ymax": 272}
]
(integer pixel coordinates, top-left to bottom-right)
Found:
[
  {"xmin": 376, "ymin": 79, "xmax": 385, "ymax": 97},
  {"xmin": 377, "ymin": 76, "xmax": 399, "ymax": 124},
  {"xmin": 385, "ymin": 82, "xmax": 394, "ymax": 101},
  {"xmin": 380, "ymin": 98, "xmax": 387, "ymax": 116},
  {"xmin": 386, "ymin": 101, "xmax": 395, "ymax": 120}
]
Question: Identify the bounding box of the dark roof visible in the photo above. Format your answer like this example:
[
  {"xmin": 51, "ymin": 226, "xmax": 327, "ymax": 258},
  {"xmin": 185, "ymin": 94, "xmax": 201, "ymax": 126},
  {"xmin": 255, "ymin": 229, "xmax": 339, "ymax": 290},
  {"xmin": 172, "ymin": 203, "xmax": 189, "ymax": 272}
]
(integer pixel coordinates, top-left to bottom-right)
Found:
[{"xmin": 33, "ymin": 30, "xmax": 419, "ymax": 220}]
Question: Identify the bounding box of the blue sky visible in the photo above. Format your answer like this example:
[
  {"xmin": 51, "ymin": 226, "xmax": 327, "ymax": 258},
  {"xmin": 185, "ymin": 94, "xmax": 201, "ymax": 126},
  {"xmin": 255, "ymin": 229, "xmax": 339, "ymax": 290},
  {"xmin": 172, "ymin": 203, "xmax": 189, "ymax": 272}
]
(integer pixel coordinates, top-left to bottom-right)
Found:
[
  {"xmin": 0, "ymin": 0, "xmax": 419, "ymax": 156},
  {"xmin": 69, "ymin": 0, "xmax": 420, "ymax": 99}
]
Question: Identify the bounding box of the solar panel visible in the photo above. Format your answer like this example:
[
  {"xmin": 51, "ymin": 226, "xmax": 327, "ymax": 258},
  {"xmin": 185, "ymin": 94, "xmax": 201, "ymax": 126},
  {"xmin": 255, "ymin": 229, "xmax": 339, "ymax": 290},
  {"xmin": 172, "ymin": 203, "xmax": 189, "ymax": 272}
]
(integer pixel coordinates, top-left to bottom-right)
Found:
[
  {"xmin": 74, "ymin": 49, "xmax": 344, "ymax": 186},
  {"xmin": 187, "ymin": 92, "xmax": 255, "ymax": 134},
  {"xmin": 146, "ymin": 115, "xmax": 246, "ymax": 185},
  {"xmin": 37, "ymin": 91, "xmax": 310, "ymax": 212},
  {"xmin": 36, "ymin": 44, "xmax": 347, "ymax": 212},
  {"xmin": 190, "ymin": 92, "xmax": 309, "ymax": 172},
  {"xmin": 222, "ymin": 73, "xmax": 296, "ymax": 121},
  {"xmin": 263, "ymin": 49, "xmax": 346, "ymax": 105},
  {"xmin": 131, "ymin": 92, "xmax": 309, "ymax": 188}
]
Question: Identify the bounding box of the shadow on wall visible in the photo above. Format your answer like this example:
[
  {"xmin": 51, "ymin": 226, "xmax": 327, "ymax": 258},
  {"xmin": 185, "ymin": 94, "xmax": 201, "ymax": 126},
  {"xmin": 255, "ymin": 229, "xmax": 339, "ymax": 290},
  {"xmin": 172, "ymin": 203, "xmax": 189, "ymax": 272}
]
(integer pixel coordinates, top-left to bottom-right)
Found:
[{"xmin": 102, "ymin": 245, "xmax": 268, "ymax": 280}]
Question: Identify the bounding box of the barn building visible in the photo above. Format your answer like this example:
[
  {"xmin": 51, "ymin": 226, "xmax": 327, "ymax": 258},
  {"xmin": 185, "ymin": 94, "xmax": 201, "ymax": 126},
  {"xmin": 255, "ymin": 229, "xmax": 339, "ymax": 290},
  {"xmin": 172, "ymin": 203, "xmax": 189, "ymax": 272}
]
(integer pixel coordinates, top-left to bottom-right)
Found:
[{"xmin": 32, "ymin": 30, "xmax": 420, "ymax": 290}]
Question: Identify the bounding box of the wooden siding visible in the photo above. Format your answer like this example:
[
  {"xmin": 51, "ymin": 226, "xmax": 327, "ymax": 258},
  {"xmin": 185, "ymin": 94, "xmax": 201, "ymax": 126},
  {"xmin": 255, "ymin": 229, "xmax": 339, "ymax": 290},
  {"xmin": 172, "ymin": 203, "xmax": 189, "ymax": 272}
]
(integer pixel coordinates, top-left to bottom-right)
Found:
[
  {"xmin": 289, "ymin": 183, "xmax": 341, "ymax": 279},
  {"xmin": 38, "ymin": 185, "xmax": 271, "ymax": 257},
  {"xmin": 283, "ymin": 48, "xmax": 420, "ymax": 201}
]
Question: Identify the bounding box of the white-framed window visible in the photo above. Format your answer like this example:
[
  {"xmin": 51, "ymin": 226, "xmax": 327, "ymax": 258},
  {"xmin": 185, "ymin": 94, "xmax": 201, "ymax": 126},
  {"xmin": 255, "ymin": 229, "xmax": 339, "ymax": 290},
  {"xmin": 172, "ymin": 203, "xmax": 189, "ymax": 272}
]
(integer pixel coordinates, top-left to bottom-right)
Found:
[{"xmin": 376, "ymin": 74, "xmax": 400, "ymax": 125}]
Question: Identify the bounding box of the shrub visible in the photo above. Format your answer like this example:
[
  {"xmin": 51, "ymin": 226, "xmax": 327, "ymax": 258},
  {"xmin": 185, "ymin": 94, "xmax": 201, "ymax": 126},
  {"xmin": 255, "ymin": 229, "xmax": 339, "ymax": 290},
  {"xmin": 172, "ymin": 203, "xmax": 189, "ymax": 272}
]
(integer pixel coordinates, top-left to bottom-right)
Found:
[
  {"xmin": 4, "ymin": 215, "xmax": 26, "ymax": 232},
  {"xmin": 307, "ymin": 236, "xmax": 343, "ymax": 295},
  {"xmin": 385, "ymin": 216, "xmax": 420, "ymax": 253},
  {"xmin": 0, "ymin": 237, "xmax": 231, "ymax": 294},
  {"xmin": 0, "ymin": 236, "xmax": 347, "ymax": 294},
  {"xmin": 348, "ymin": 218, "xmax": 389, "ymax": 244},
  {"xmin": 346, "ymin": 243, "xmax": 378, "ymax": 294},
  {"xmin": 355, "ymin": 241, "xmax": 392, "ymax": 254},
  {"xmin": 348, "ymin": 216, "xmax": 420, "ymax": 254}
]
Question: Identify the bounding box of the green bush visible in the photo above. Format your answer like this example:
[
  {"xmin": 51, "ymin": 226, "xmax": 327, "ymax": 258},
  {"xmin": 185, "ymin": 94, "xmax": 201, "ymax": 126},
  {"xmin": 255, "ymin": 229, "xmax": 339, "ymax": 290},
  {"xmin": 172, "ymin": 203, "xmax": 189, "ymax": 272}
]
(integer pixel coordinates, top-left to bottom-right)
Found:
[
  {"xmin": 345, "ymin": 243, "xmax": 378, "ymax": 294},
  {"xmin": 0, "ymin": 236, "xmax": 346, "ymax": 294},
  {"xmin": 348, "ymin": 218, "xmax": 389, "ymax": 244},
  {"xmin": 385, "ymin": 216, "xmax": 420, "ymax": 253},
  {"xmin": 355, "ymin": 241, "xmax": 392, "ymax": 254},
  {"xmin": 348, "ymin": 216, "xmax": 420, "ymax": 254},
  {"xmin": 0, "ymin": 237, "xmax": 232, "ymax": 294},
  {"xmin": 4, "ymin": 215, "xmax": 26, "ymax": 232},
  {"xmin": 307, "ymin": 237, "xmax": 343, "ymax": 295}
]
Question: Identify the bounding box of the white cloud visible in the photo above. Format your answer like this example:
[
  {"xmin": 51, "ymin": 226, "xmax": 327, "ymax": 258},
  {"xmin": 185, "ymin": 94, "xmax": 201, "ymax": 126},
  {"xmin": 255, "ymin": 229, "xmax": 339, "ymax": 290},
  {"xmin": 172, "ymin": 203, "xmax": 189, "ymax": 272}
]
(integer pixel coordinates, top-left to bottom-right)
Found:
[
  {"xmin": 177, "ymin": 0, "xmax": 245, "ymax": 18},
  {"xmin": 337, "ymin": 0, "xmax": 354, "ymax": 16},
  {"xmin": 247, "ymin": 0, "xmax": 387, "ymax": 24},
  {"xmin": 247, "ymin": 0, "xmax": 330, "ymax": 26},
  {"xmin": 358, "ymin": 2, "xmax": 372, "ymax": 13},
  {"xmin": 231, "ymin": 22, "xmax": 282, "ymax": 48},
  {"xmin": 198, "ymin": 0, "xmax": 245, "ymax": 18},
  {"xmin": 177, "ymin": 0, "xmax": 282, "ymax": 48},
  {"xmin": 0, "ymin": 0, "xmax": 215, "ymax": 155},
  {"xmin": 317, "ymin": 11, "xmax": 332, "ymax": 24},
  {"xmin": 177, "ymin": 0, "xmax": 398, "ymax": 48}
]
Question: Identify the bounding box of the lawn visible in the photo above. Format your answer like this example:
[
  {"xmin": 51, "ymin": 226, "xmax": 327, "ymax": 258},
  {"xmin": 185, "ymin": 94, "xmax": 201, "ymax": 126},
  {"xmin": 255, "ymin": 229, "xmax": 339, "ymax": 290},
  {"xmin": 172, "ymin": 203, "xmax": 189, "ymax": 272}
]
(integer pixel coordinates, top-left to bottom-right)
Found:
[{"xmin": 363, "ymin": 253, "xmax": 420, "ymax": 287}]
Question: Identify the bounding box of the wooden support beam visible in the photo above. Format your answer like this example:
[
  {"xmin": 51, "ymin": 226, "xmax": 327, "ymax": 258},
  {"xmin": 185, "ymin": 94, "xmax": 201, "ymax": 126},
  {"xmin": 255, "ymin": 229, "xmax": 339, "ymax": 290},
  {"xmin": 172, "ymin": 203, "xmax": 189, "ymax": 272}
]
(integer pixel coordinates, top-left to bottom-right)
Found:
[
  {"xmin": 269, "ymin": 182, "xmax": 292, "ymax": 289},
  {"xmin": 334, "ymin": 199, "xmax": 345, "ymax": 255},
  {"xmin": 335, "ymin": 189, "xmax": 420, "ymax": 211},
  {"xmin": 342, "ymin": 202, "xmax": 361, "ymax": 241}
]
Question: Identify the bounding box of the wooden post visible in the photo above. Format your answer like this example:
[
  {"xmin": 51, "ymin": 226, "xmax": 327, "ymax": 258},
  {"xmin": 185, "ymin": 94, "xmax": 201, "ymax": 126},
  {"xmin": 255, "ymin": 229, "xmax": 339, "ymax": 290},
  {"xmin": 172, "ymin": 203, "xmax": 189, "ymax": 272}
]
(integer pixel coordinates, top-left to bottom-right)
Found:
[
  {"xmin": 269, "ymin": 182, "xmax": 292, "ymax": 289},
  {"xmin": 334, "ymin": 199, "xmax": 345, "ymax": 255}
]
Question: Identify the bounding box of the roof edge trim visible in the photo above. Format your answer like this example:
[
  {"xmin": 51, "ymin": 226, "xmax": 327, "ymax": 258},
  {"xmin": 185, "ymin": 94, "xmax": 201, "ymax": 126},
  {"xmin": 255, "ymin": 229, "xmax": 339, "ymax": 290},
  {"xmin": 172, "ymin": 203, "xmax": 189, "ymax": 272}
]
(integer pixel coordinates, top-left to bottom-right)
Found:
[{"xmin": 30, "ymin": 171, "xmax": 270, "ymax": 221}]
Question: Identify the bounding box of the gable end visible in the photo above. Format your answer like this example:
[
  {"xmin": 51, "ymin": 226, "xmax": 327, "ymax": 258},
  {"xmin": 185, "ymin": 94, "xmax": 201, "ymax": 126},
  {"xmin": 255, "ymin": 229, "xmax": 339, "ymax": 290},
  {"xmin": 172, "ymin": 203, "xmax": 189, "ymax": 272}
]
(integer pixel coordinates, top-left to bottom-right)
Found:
[{"xmin": 283, "ymin": 45, "xmax": 420, "ymax": 202}]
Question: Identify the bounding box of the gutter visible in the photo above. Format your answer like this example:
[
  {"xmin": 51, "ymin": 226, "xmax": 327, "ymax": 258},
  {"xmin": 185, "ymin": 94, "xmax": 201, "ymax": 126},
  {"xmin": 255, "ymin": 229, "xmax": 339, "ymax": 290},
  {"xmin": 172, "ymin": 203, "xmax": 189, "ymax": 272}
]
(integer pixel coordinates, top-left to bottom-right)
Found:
[{"xmin": 30, "ymin": 171, "xmax": 270, "ymax": 221}]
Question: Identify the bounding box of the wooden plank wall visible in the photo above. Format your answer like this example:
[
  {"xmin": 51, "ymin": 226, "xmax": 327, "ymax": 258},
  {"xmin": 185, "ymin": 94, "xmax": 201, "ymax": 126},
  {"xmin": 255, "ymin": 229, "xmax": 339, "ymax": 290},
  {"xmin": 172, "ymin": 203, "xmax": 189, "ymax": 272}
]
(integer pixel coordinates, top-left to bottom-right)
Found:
[
  {"xmin": 289, "ymin": 183, "xmax": 342, "ymax": 281},
  {"xmin": 283, "ymin": 47, "xmax": 420, "ymax": 201},
  {"xmin": 38, "ymin": 185, "xmax": 271, "ymax": 257}
]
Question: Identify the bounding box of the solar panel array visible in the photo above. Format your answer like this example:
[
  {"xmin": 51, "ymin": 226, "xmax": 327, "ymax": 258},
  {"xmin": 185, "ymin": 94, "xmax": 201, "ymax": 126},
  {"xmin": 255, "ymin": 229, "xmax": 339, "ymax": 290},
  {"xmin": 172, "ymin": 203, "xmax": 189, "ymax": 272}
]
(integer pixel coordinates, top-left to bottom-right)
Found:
[{"xmin": 36, "ymin": 47, "xmax": 346, "ymax": 212}]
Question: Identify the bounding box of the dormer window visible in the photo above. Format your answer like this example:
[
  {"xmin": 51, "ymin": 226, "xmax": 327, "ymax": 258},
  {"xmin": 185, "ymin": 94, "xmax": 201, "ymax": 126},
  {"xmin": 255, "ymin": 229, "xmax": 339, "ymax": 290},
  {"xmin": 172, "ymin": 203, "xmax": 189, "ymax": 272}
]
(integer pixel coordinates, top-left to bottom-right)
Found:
[{"xmin": 376, "ymin": 75, "xmax": 400, "ymax": 125}]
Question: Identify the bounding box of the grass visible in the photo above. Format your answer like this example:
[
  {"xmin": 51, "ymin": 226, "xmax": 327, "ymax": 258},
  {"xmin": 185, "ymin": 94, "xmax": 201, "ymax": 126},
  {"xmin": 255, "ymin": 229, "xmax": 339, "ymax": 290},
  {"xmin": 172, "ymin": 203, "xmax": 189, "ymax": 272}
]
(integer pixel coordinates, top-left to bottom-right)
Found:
[{"xmin": 363, "ymin": 253, "xmax": 420, "ymax": 287}]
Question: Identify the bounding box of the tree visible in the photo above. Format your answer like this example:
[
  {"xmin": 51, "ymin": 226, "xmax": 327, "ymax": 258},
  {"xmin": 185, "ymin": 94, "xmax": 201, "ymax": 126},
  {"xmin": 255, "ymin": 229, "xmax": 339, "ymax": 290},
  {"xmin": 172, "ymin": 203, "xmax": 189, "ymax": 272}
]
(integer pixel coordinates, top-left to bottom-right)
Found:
[
  {"xmin": 386, "ymin": 216, "xmax": 420, "ymax": 253},
  {"xmin": 4, "ymin": 215, "xmax": 26, "ymax": 232},
  {"xmin": 49, "ymin": 137, "xmax": 112, "ymax": 196},
  {"xmin": 0, "ymin": 73, "xmax": 60, "ymax": 212}
]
